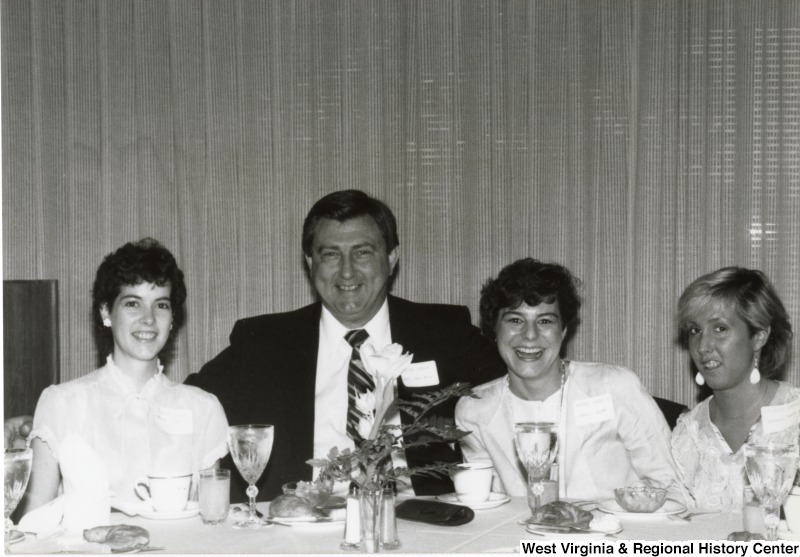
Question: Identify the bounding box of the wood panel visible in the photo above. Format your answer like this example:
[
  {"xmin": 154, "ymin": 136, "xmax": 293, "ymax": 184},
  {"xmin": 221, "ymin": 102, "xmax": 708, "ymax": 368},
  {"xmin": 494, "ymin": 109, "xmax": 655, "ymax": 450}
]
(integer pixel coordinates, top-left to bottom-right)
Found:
[{"xmin": 3, "ymin": 280, "xmax": 60, "ymax": 418}]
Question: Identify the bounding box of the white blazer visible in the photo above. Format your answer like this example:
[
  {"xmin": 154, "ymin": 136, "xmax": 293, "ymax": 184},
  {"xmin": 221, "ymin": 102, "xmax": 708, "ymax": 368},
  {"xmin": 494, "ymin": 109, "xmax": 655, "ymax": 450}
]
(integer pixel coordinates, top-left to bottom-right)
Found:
[{"xmin": 455, "ymin": 361, "xmax": 683, "ymax": 503}]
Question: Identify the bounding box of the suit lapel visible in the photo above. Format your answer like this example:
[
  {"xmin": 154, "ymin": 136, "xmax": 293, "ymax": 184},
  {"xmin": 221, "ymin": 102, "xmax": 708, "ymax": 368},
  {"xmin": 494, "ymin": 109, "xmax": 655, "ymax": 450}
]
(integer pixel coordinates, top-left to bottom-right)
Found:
[{"xmin": 282, "ymin": 303, "xmax": 321, "ymax": 479}]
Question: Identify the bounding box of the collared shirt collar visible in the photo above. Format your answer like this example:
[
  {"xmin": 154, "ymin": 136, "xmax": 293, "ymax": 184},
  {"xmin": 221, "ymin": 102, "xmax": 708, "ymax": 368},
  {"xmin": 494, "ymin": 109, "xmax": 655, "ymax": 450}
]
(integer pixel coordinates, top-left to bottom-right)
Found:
[
  {"xmin": 104, "ymin": 354, "xmax": 164, "ymax": 395},
  {"xmin": 319, "ymin": 298, "xmax": 392, "ymax": 356}
]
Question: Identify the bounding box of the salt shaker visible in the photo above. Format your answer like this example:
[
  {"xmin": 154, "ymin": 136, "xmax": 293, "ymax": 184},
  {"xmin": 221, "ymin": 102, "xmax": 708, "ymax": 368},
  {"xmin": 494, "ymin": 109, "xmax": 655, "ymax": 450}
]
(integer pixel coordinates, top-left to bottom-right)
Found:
[
  {"xmin": 341, "ymin": 486, "xmax": 361, "ymax": 550},
  {"xmin": 380, "ymin": 485, "xmax": 400, "ymax": 549}
]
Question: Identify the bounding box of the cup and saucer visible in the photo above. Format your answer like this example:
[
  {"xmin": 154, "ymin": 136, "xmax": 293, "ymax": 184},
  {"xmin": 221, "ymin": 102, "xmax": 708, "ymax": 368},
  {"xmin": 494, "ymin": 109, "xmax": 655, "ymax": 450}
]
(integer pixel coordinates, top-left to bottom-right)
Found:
[
  {"xmin": 436, "ymin": 461, "xmax": 511, "ymax": 510},
  {"xmin": 133, "ymin": 473, "xmax": 200, "ymax": 520}
]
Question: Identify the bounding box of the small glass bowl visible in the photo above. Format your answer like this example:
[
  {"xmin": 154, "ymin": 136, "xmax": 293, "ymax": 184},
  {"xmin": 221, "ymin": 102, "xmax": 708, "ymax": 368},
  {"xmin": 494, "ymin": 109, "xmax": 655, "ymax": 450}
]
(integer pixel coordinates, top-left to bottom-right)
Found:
[
  {"xmin": 614, "ymin": 486, "xmax": 667, "ymax": 513},
  {"xmin": 282, "ymin": 480, "xmax": 333, "ymax": 507}
]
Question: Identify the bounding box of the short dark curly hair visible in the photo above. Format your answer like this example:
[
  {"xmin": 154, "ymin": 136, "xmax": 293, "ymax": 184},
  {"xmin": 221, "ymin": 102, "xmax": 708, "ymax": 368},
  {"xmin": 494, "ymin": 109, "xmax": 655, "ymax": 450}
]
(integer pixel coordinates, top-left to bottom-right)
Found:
[
  {"xmin": 92, "ymin": 238, "xmax": 187, "ymax": 357},
  {"xmin": 677, "ymin": 266, "xmax": 793, "ymax": 379},
  {"xmin": 480, "ymin": 258, "xmax": 582, "ymax": 341}
]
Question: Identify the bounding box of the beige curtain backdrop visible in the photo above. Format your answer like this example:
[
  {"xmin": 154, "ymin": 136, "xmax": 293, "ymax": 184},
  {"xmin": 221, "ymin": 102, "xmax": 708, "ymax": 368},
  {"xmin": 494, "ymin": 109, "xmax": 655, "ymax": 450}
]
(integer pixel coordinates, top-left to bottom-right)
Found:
[{"xmin": 3, "ymin": 1, "xmax": 799, "ymax": 408}]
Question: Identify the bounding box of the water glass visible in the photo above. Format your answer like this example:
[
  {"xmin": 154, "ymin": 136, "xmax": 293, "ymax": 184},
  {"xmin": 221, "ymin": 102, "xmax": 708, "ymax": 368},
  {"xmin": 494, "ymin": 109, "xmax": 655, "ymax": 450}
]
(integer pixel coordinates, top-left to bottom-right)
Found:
[
  {"xmin": 742, "ymin": 485, "xmax": 767, "ymax": 536},
  {"xmin": 199, "ymin": 469, "xmax": 230, "ymax": 524}
]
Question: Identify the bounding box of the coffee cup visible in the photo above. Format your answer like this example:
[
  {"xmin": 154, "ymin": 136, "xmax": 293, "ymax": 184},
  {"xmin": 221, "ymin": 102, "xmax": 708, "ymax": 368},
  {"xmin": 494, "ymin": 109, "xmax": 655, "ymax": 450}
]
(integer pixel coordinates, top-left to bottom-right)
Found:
[
  {"xmin": 450, "ymin": 461, "xmax": 493, "ymax": 504},
  {"xmin": 135, "ymin": 473, "xmax": 192, "ymax": 513},
  {"xmin": 783, "ymin": 486, "xmax": 800, "ymax": 533}
]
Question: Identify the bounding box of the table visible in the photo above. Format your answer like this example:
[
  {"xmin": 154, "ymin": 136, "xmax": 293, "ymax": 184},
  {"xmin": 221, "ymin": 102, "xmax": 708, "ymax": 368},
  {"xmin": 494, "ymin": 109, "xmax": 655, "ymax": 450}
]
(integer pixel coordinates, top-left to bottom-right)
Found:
[{"xmin": 11, "ymin": 497, "xmax": 760, "ymax": 554}]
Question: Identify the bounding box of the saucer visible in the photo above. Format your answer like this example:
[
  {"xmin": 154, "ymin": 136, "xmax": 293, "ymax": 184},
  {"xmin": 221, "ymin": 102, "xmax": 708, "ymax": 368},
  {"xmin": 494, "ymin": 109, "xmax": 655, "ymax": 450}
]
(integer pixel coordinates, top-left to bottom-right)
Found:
[
  {"xmin": 778, "ymin": 524, "xmax": 800, "ymax": 541},
  {"xmin": 139, "ymin": 501, "xmax": 200, "ymax": 520},
  {"xmin": 8, "ymin": 529, "xmax": 25, "ymax": 545},
  {"xmin": 597, "ymin": 498, "xmax": 686, "ymax": 519},
  {"xmin": 435, "ymin": 492, "xmax": 511, "ymax": 510}
]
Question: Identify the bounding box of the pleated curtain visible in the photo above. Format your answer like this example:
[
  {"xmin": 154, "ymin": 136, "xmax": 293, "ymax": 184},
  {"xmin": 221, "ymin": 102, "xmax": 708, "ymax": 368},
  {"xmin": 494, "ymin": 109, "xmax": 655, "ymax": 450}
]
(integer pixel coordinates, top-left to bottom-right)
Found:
[{"xmin": 3, "ymin": 0, "xmax": 799, "ymax": 408}]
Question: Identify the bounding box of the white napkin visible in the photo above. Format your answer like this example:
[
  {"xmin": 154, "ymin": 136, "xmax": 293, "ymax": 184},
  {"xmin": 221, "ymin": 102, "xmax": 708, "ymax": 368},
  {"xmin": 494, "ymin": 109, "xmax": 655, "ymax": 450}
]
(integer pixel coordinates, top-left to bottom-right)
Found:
[{"xmin": 19, "ymin": 432, "xmax": 111, "ymax": 534}]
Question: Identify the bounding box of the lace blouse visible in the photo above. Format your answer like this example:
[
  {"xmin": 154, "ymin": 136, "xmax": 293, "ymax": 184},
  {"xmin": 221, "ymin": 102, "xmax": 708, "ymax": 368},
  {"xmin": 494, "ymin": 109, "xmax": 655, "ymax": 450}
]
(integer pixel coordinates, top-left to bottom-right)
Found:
[{"xmin": 670, "ymin": 381, "xmax": 800, "ymax": 511}]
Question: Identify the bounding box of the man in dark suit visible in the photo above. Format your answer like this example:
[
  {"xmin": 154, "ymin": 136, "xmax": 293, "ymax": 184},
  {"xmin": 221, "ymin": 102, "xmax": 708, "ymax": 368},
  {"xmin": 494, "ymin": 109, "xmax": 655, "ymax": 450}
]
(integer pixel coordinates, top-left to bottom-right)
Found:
[{"xmin": 185, "ymin": 190, "xmax": 505, "ymax": 501}]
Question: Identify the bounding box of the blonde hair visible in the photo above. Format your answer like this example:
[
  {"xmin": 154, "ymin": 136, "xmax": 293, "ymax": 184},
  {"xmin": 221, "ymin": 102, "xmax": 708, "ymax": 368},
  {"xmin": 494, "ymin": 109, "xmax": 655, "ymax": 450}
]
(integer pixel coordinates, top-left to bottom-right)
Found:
[{"xmin": 677, "ymin": 267, "xmax": 792, "ymax": 379}]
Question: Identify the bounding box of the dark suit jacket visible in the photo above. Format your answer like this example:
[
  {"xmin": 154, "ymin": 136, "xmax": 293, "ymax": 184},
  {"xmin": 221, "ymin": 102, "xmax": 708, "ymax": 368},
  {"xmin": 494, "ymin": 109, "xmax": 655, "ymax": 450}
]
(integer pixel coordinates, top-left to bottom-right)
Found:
[{"xmin": 185, "ymin": 295, "xmax": 505, "ymax": 501}]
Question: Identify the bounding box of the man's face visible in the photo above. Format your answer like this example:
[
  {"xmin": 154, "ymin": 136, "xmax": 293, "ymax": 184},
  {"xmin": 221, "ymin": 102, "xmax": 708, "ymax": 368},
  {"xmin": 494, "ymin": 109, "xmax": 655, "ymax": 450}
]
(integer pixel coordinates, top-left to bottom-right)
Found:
[{"xmin": 305, "ymin": 215, "xmax": 398, "ymax": 329}]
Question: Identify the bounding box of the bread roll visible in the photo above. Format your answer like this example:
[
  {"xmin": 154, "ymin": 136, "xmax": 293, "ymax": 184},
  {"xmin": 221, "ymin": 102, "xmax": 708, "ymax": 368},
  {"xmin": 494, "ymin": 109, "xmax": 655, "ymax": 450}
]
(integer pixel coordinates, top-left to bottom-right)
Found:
[
  {"xmin": 269, "ymin": 494, "xmax": 321, "ymax": 518},
  {"xmin": 530, "ymin": 501, "xmax": 593, "ymax": 528},
  {"xmin": 84, "ymin": 524, "xmax": 150, "ymax": 552}
]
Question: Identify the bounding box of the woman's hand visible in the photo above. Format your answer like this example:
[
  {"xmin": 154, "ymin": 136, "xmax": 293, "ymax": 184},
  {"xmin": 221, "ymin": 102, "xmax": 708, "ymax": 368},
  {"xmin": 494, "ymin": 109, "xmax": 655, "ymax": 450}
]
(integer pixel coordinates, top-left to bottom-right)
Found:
[{"xmin": 4, "ymin": 415, "xmax": 33, "ymax": 449}]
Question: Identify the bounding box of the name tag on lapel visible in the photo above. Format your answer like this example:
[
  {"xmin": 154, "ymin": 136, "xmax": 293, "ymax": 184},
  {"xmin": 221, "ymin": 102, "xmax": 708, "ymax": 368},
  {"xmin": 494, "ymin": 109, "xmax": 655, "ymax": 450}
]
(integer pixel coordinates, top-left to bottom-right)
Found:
[
  {"xmin": 761, "ymin": 399, "xmax": 800, "ymax": 435},
  {"xmin": 572, "ymin": 394, "xmax": 615, "ymax": 426},
  {"xmin": 156, "ymin": 407, "xmax": 193, "ymax": 435},
  {"xmin": 402, "ymin": 361, "xmax": 440, "ymax": 387}
]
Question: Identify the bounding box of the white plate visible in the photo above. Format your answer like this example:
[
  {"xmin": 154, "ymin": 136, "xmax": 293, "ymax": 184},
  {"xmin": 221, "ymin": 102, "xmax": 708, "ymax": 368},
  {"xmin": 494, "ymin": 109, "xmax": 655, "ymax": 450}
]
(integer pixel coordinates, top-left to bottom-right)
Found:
[
  {"xmin": 435, "ymin": 492, "xmax": 511, "ymax": 510},
  {"xmin": 139, "ymin": 501, "xmax": 200, "ymax": 520},
  {"xmin": 598, "ymin": 498, "xmax": 686, "ymax": 519},
  {"xmin": 525, "ymin": 524, "xmax": 623, "ymax": 539},
  {"xmin": 269, "ymin": 516, "xmax": 345, "ymax": 530}
]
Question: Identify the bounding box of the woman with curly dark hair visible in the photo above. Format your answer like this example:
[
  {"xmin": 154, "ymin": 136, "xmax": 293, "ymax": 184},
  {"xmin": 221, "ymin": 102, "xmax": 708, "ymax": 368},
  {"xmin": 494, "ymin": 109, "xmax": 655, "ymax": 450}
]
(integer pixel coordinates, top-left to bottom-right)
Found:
[
  {"xmin": 22, "ymin": 239, "xmax": 228, "ymax": 523},
  {"xmin": 671, "ymin": 267, "xmax": 797, "ymax": 511},
  {"xmin": 456, "ymin": 258, "xmax": 681, "ymax": 502}
]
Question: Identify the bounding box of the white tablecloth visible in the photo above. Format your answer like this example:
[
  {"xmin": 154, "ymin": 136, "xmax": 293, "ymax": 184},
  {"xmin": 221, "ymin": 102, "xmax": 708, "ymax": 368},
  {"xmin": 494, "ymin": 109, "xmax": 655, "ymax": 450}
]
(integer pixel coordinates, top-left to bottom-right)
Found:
[{"xmin": 11, "ymin": 497, "xmax": 757, "ymax": 554}]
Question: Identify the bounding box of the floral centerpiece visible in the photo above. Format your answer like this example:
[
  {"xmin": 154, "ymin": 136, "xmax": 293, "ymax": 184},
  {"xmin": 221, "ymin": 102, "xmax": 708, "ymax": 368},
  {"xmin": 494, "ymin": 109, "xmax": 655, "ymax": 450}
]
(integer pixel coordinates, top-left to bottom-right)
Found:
[
  {"xmin": 307, "ymin": 343, "xmax": 475, "ymax": 491},
  {"xmin": 307, "ymin": 343, "xmax": 475, "ymax": 551}
]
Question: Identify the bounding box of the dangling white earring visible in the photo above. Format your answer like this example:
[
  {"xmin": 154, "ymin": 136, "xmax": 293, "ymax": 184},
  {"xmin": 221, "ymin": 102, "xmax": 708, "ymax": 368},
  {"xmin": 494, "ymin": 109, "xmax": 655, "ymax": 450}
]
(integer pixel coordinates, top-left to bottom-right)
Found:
[
  {"xmin": 103, "ymin": 319, "xmax": 111, "ymax": 327},
  {"xmin": 695, "ymin": 372, "xmax": 705, "ymax": 386},
  {"xmin": 750, "ymin": 354, "xmax": 761, "ymax": 384}
]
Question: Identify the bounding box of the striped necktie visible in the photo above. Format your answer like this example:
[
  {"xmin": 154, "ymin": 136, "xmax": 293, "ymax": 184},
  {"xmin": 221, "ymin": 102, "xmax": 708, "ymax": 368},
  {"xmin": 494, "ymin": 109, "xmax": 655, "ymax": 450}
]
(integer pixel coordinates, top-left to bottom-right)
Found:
[{"xmin": 345, "ymin": 329, "xmax": 374, "ymax": 443}]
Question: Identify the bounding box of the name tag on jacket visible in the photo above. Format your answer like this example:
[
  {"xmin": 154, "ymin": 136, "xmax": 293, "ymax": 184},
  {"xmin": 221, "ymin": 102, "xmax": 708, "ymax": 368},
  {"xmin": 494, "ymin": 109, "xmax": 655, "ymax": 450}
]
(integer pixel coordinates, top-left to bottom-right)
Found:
[
  {"xmin": 402, "ymin": 361, "xmax": 440, "ymax": 387},
  {"xmin": 156, "ymin": 407, "xmax": 193, "ymax": 435},
  {"xmin": 761, "ymin": 399, "xmax": 800, "ymax": 434},
  {"xmin": 572, "ymin": 394, "xmax": 615, "ymax": 426}
]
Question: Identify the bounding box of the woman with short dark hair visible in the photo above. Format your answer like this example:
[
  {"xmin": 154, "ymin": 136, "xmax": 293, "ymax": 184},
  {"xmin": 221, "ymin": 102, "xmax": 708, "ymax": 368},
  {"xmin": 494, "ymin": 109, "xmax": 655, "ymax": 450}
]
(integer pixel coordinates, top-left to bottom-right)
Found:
[
  {"xmin": 456, "ymin": 258, "xmax": 681, "ymax": 501},
  {"xmin": 671, "ymin": 266, "xmax": 798, "ymax": 511},
  {"xmin": 22, "ymin": 239, "xmax": 228, "ymax": 517}
]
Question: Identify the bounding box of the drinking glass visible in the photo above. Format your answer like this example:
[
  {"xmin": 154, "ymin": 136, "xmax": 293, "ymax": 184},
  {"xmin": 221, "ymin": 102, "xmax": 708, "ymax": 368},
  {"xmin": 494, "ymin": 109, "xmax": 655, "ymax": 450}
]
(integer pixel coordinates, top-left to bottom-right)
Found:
[
  {"xmin": 743, "ymin": 443, "xmax": 799, "ymax": 541},
  {"xmin": 228, "ymin": 425, "xmax": 274, "ymax": 528},
  {"xmin": 514, "ymin": 422, "xmax": 558, "ymax": 510},
  {"xmin": 5, "ymin": 448, "xmax": 32, "ymax": 551}
]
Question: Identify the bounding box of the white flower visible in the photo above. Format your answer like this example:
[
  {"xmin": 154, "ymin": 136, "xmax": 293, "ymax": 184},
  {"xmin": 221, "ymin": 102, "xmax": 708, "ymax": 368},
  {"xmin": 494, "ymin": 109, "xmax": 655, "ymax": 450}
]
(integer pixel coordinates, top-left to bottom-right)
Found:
[
  {"xmin": 355, "ymin": 390, "xmax": 376, "ymax": 416},
  {"xmin": 357, "ymin": 415, "xmax": 374, "ymax": 440},
  {"xmin": 360, "ymin": 343, "xmax": 413, "ymax": 382}
]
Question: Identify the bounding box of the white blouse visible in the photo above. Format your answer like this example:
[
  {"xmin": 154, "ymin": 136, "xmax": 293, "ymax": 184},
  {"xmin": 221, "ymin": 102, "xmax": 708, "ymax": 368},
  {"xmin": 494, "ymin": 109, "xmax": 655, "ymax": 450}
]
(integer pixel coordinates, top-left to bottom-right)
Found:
[
  {"xmin": 30, "ymin": 356, "xmax": 229, "ymax": 504},
  {"xmin": 671, "ymin": 381, "xmax": 800, "ymax": 511}
]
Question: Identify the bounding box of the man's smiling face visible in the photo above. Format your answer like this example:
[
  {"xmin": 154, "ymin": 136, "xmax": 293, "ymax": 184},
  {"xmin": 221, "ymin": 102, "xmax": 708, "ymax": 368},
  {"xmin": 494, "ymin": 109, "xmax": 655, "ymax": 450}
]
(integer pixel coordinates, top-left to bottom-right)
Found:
[{"xmin": 305, "ymin": 215, "xmax": 398, "ymax": 329}]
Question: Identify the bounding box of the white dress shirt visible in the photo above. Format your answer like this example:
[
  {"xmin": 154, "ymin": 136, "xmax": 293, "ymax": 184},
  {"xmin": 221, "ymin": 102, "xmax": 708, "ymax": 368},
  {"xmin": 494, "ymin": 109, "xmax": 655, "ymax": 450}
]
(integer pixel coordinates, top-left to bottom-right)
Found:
[{"xmin": 312, "ymin": 300, "xmax": 409, "ymax": 486}]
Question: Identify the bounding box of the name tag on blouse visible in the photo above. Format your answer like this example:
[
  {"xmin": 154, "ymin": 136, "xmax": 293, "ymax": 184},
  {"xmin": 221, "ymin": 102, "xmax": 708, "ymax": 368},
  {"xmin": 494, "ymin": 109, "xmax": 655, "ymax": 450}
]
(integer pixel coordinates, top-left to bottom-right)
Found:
[
  {"xmin": 401, "ymin": 361, "xmax": 440, "ymax": 387},
  {"xmin": 573, "ymin": 394, "xmax": 615, "ymax": 426},
  {"xmin": 761, "ymin": 399, "xmax": 800, "ymax": 435},
  {"xmin": 156, "ymin": 407, "xmax": 193, "ymax": 435}
]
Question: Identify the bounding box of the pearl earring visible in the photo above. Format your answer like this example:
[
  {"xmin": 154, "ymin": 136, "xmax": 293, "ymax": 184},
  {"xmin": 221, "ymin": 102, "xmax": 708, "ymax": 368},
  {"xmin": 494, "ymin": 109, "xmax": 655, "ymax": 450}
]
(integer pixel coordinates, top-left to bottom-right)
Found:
[
  {"xmin": 103, "ymin": 319, "xmax": 111, "ymax": 327},
  {"xmin": 750, "ymin": 354, "xmax": 761, "ymax": 384},
  {"xmin": 695, "ymin": 372, "xmax": 705, "ymax": 386}
]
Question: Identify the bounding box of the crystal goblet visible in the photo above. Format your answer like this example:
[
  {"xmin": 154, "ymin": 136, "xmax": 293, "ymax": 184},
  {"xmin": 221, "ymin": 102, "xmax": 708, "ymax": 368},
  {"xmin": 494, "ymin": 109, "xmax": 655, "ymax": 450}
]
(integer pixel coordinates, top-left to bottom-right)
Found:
[
  {"xmin": 514, "ymin": 422, "xmax": 558, "ymax": 510},
  {"xmin": 228, "ymin": 425, "xmax": 274, "ymax": 528},
  {"xmin": 743, "ymin": 442, "xmax": 798, "ymax": 541},
  {"xmin": 5, "ymin": 448, "xmax": 32, "ymax": 551}
]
